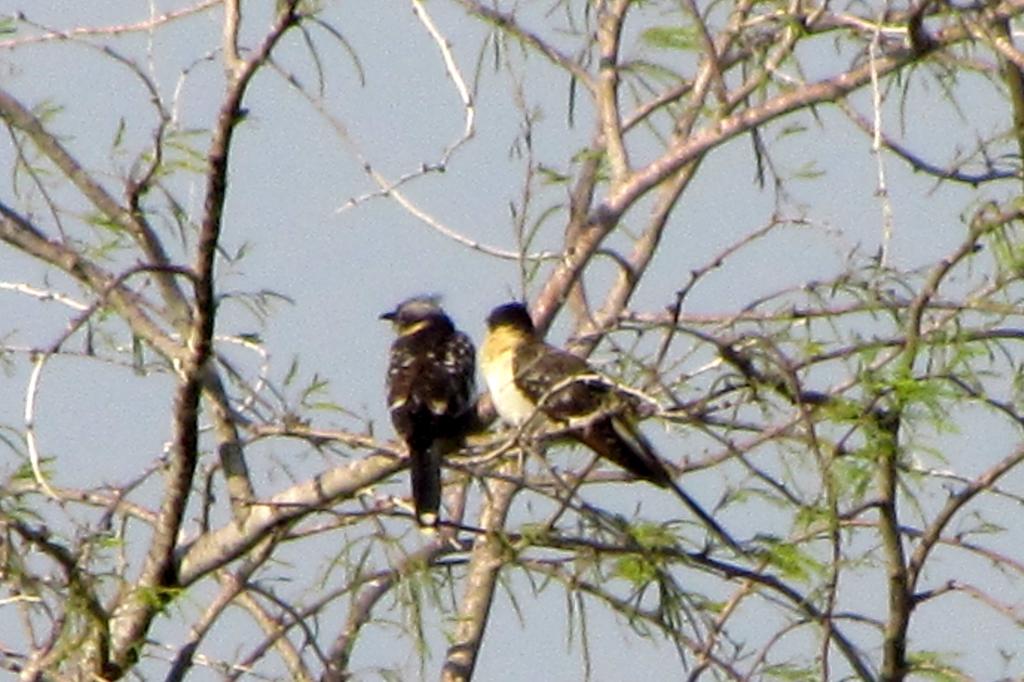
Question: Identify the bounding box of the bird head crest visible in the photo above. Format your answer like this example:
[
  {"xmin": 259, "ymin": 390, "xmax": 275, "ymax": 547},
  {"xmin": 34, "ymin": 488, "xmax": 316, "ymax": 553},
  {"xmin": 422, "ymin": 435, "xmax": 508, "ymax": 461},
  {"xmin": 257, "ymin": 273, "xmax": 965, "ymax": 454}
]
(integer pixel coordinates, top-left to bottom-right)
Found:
[
  {"xmin": 381, "ymin": 295, "xmax": 448, "ymax": 330},
  {"xmin": 485, "ymin": 302, "xmax": 534, "ymax": 333}
]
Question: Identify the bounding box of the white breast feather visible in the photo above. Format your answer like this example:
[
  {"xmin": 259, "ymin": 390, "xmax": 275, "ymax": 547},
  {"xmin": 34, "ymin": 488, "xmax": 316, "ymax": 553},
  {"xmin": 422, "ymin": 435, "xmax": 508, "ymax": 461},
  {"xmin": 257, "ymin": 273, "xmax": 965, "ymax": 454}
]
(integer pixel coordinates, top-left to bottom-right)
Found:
[{"xmin": 483, "ymin": 346, "xmax": 535, "ymax": 426}]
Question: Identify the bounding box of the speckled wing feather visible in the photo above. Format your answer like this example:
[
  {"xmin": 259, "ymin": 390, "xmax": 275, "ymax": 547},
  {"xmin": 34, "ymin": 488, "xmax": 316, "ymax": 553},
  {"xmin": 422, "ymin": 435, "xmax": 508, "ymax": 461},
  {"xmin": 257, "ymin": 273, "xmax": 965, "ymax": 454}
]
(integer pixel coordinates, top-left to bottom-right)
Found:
[
  {"xmin": 510, "ymin": 341, "xmax": 604, "ymax": 419},
  {"xmin": 511, "ymin": 340, "xmax": 671, "ymax": 486}
]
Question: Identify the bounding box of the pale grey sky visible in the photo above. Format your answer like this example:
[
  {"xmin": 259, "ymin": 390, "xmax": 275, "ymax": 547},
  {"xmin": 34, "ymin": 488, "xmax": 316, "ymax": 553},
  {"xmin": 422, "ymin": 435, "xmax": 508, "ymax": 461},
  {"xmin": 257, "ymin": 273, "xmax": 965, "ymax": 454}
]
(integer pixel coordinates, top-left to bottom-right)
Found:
[{"xmin": 2, "ymin": 2, "xmax": 1023, "ymax": 680}]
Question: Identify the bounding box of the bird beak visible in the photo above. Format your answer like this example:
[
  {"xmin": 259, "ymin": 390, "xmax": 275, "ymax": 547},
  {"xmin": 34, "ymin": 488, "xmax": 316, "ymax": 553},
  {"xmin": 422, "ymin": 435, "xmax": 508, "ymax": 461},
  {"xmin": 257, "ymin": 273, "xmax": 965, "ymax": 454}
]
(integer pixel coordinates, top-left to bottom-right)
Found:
[{"xmin": 380, "ymin": 310, "xmax": 397, "ymax": 321}]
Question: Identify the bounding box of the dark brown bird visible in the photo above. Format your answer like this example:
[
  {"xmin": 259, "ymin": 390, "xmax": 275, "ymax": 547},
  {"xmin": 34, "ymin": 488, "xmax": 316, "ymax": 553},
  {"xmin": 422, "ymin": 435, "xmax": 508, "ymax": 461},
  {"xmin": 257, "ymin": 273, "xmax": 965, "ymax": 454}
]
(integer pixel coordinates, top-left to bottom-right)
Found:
[{"xmin": 382, "ymin": 297, "xmax": 475, "ymax": 527}]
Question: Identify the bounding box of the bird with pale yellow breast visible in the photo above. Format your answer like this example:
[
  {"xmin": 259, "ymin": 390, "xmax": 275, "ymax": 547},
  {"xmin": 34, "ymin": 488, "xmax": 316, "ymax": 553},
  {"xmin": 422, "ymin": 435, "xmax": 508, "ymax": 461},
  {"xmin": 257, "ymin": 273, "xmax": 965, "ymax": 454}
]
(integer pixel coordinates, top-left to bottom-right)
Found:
[
  {"xmin": 481, "ymin": 301, "xmax": 740, "ymax": 551},
  {"xmin": 480, "ymin": 301, "xmax": 671, "ymax": 486}
]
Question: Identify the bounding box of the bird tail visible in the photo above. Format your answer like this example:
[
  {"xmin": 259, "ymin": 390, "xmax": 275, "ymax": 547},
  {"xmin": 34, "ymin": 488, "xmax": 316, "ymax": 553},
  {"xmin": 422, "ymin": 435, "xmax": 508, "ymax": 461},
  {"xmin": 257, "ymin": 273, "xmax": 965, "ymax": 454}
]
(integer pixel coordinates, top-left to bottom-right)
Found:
[
  {"xmin": 581, "ymin": 417, "xmax": 742, "ymax": 552},
  {"xmin": 579, "ymin": 416, "xmax": 673, "ymax": 487},
  {"xmin": 408, "ymin": 440, "xmax": 441, "ymax": 527}
]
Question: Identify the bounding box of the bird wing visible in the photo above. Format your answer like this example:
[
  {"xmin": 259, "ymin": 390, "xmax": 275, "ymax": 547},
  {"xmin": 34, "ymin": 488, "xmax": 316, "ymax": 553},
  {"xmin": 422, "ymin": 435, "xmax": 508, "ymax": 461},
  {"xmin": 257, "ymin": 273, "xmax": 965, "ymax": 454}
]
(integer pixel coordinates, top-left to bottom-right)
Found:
[
  {"xmin": 387, "ymin": 330, "xmax": 475, "ymax": 427},
  {"xmin": 512, "ymin": 339, "xmax": 674, "ymax": 487},
  {"xmin": 512, "ymin": 341, "xmax": 607, "ymax": 420},
  {"xmin": 440, "ymin": 331, "xmax": 476, "ymax": 420}
]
